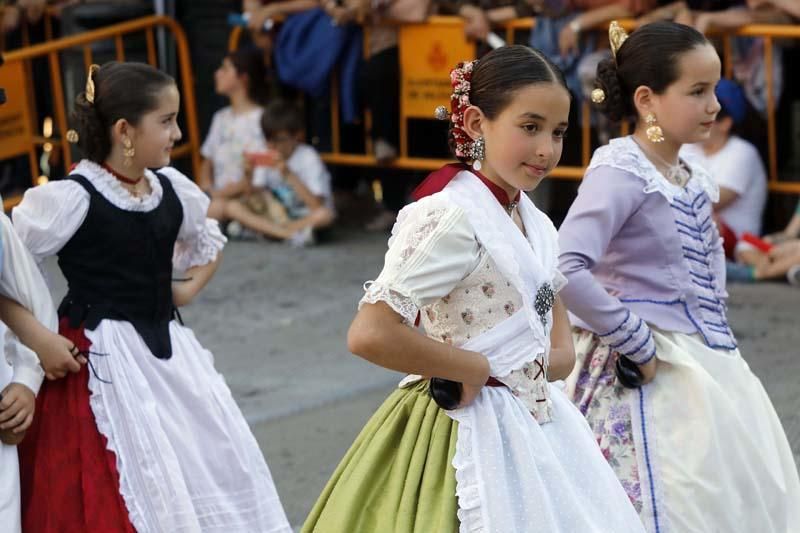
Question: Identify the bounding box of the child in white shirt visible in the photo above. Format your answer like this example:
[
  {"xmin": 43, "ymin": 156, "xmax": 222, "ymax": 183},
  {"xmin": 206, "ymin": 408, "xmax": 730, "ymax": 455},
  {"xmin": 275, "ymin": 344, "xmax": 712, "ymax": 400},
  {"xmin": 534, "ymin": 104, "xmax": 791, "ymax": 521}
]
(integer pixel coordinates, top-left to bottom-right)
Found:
[
  {"xmin": 224, "ymin": 99, "xmax": 335, "ymax": 246},
  {"xmin": 199, "ymin": 47, "xmax": 269, "ymax": 220},
  {"xmin": 0, "ymin": 213, "xmax": 84, "ymax": 532}
]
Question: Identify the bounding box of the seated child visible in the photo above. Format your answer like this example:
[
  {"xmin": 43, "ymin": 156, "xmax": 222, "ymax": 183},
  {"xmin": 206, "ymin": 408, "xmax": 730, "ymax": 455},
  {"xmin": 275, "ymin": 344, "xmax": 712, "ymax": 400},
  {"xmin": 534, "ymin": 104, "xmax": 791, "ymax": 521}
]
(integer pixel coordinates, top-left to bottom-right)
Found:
[
  {"xmin": 224, "ymin": 99, "xmax": 335, "ymax": 246},
  {"xmin": 198, "ymin": 46, "xmax": 269, "ymax": 220},
  {"xmin": 731, "ymin": 199, "xmax": 800, "ymax": 285}
]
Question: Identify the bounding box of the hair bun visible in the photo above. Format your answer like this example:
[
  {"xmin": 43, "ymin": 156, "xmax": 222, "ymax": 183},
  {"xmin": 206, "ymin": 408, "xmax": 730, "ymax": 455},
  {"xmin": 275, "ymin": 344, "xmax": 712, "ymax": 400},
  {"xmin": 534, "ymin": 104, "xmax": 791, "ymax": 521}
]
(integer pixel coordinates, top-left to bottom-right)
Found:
[
  {"xmin": 70, "ymin": 91, "xmax": 110, "ymax": 162},
  {"xmin": 594, "ymin": 57, "xmax": 628, "ymax": 123}
]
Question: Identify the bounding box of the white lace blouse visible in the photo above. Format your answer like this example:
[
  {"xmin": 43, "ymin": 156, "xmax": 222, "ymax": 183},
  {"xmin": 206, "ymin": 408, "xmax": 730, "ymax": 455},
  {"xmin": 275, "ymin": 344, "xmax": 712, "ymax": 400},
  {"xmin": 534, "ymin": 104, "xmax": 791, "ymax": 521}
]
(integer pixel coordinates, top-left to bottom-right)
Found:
[
  {"xmin": 361, "ymin": 193, "xmax": 566, "ymax": 423},
  {"xmin": 11, "ymin": 160, "xmax": 226, "ymax": 271}
]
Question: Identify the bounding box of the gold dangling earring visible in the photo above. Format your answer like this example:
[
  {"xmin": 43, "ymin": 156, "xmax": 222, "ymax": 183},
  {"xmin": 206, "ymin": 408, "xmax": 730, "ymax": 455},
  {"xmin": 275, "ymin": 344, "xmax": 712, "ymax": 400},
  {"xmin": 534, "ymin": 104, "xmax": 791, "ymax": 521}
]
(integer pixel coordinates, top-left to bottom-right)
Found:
[
  {"xmin": 645, "ymin": 113, "xmax": 665, "ymax": 143},
  {"xmin": 122, "ymin": 137, "xmax": 135, "ymax": 167}
]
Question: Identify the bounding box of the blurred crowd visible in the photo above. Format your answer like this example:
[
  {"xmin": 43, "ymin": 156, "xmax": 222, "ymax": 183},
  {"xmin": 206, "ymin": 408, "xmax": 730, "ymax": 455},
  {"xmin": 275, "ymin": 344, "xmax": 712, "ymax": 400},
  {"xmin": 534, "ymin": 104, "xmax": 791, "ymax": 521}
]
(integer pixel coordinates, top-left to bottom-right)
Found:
[{"xmin": 1, "ymin": 0, "xmax": 799, "ymax": 283}]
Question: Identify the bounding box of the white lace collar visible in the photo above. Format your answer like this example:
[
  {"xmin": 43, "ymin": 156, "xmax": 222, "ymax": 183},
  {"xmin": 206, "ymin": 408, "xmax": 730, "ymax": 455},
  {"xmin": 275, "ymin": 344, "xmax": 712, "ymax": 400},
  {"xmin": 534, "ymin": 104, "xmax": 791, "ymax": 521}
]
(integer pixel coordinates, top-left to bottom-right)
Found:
[
  {"xmin": 587, "ymin": 136, "xmax": 719, "ymax": 202},
  {"xmin": 70, "ymin": 160, "xmax": 164, "ymax": 212}
]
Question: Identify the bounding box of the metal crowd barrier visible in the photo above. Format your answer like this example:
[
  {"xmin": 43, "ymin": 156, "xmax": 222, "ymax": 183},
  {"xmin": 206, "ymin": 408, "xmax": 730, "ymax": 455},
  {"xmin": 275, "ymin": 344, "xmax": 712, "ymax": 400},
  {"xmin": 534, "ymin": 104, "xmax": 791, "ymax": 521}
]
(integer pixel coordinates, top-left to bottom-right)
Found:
[
  {"xmin": 230, "ymin": 16, "xmax": 800, "ymax": 194},
  {"xmin": 0, "ymin": 15, "xmax": 200, "ymax": 210}
]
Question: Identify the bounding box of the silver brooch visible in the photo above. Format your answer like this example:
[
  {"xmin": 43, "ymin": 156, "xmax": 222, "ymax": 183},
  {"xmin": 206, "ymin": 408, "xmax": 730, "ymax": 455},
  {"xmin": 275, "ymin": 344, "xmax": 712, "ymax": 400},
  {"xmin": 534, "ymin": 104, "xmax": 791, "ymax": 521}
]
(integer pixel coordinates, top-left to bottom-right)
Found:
[{"xmin": 534, "ymin": 283, "xmax": 555, "ymax": 325}]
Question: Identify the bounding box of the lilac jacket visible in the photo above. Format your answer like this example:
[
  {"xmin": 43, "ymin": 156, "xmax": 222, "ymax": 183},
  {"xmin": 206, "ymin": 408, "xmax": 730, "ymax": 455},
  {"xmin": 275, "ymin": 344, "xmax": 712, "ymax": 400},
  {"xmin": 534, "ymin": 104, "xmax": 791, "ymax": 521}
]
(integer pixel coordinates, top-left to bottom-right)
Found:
[{"xmin": 558, "ymin": 137, "xmax": 737, "ymax": 363}]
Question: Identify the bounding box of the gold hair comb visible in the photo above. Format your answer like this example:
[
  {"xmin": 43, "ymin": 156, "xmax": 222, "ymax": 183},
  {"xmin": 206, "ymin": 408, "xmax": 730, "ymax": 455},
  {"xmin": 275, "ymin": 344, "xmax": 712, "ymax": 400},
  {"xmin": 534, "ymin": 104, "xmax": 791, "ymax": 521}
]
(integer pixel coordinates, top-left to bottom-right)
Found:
[
  {"xmin": 609, "ymin": 21, "xmax": 629, "ymax": 60},
  {"xmin": 85, "ymin": 64, "xmax": 100, "ymax": 104}
]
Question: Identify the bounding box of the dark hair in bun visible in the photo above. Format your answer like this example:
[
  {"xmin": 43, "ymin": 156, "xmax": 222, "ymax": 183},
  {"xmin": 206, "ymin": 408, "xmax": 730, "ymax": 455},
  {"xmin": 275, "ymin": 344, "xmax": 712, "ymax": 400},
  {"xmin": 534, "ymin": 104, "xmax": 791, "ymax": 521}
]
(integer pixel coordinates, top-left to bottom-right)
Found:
[
  {"xmin": 70, "ymin": 61, "xmax": 175, "ymax": 163},
  {"xmin": 594, "ymin": 21, "xmax": 709, "ymax": 123}
]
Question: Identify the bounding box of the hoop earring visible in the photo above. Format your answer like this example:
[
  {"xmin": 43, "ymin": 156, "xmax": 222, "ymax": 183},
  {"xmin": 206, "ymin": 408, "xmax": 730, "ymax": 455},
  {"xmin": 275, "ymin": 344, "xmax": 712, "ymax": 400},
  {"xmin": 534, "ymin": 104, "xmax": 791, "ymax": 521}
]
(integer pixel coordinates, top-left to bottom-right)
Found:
[
  {"xmin": 122, "ymin": 137, "xmax": 135, "ymax": 167},
  {"xmin": 645, "ymin": 113, "xmax": 665, "ymax": 144},
  {"xmin": 470, "ymin": 136, "xmax": 485, "ymax": 171}
]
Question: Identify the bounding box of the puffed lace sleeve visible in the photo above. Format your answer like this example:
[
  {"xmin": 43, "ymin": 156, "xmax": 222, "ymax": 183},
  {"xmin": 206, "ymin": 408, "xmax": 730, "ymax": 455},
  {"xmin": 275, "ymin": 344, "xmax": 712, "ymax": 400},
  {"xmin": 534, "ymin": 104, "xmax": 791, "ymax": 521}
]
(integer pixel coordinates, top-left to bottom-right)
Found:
[
  {"xmin": 359, "ymin": 194, "xmax": 479, "ymax": 325},
  {"xmin": 11, "ymin": 180, "xmax": 90, "ymax": 262},
  {"xmin": 158, "ymin": 167, "xmax": 227, "ymax": 271}
]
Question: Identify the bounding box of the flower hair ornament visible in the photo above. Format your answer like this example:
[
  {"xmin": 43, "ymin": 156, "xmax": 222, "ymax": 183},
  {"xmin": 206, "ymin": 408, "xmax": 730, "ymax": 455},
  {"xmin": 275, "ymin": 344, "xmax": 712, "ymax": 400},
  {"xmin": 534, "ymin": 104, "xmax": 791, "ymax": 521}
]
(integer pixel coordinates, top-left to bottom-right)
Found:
[
  {"xmin": 434, "ymin": 59, "xmax": 486, "ymax": 170},
  {"xmin": 590, "ymin": 21, "xmax": 629, "ymax": 104}
]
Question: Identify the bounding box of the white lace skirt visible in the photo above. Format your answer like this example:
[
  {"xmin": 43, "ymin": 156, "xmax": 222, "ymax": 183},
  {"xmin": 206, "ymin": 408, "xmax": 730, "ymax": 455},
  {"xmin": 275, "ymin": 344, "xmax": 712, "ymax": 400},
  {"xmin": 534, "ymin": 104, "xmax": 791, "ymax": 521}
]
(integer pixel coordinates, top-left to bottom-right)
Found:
[
  {"xmin": 85, "ymin": 320, "xmax": 291, "ymax": 533},
  {"xmin": 447, "ymin": 383, "xmax": 647, "ymax": 532}
]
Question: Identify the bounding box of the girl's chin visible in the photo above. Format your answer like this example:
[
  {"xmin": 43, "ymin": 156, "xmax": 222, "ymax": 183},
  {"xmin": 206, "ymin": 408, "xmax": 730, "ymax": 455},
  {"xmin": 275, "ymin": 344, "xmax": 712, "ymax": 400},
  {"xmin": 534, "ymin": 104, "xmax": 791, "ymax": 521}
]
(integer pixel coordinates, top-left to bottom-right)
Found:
[
  {"xmin": 518, "ymin": 171, "xmax": 547, "ymax": 191},
  {"xmin": 523, "ymin": 178, "xmax": 545, "ymax": 192},
  {"xmin": 688, "ymin": 129, "xmax": 713, "ymax": 144}
]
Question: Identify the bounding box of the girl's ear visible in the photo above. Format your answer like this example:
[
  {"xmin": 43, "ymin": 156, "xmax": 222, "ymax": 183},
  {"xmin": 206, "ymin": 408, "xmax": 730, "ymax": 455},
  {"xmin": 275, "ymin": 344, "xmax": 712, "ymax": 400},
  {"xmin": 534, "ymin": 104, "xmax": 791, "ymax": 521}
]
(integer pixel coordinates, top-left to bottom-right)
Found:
[
  {"xmin": 111, "ymin": 118, "xmax": 132, "ymax": 143},
  {"xmin": 632, "ymin": 85, "xmax": 655, "ymax": 118},
  {"xmin": 462, "ymin": 105, "xmax": 485, "ymax": 141}
]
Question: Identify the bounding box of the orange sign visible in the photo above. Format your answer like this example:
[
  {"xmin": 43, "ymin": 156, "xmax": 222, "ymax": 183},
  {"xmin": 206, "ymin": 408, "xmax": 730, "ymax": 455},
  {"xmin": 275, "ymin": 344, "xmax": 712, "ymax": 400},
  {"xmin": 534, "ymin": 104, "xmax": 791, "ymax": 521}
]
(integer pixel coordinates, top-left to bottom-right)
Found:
[
  {"xmin": 0, "ymin": 59, "xmax": 33, "ymax": 160},
  {"xmin": 399, "ymin": 23, "xmax": 475, "ymax": 119}
]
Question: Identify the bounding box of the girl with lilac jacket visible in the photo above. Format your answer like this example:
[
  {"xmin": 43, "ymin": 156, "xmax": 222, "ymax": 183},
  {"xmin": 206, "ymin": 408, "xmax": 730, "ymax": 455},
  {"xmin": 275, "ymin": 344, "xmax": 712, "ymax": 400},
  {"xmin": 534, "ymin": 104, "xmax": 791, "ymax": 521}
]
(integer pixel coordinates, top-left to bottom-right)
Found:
[{"xmin": 559, "ymin": 21, "xmax": 799, "ymax": 533}]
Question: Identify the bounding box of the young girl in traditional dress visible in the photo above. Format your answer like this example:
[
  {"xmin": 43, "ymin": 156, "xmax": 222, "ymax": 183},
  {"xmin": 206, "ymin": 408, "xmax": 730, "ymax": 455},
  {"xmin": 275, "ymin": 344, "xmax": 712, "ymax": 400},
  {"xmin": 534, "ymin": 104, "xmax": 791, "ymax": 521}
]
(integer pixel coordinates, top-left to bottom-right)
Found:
[
  {"xmin": 302, "ymin": 45, "xmax": 645, "ymax": 533},
  {"xmin": 14, "ymin": 61, "xmax": 291, "ymax": 533},
  {"xmin": 559, "ymin": 21, "xmax": 800, "ymax": 533}
]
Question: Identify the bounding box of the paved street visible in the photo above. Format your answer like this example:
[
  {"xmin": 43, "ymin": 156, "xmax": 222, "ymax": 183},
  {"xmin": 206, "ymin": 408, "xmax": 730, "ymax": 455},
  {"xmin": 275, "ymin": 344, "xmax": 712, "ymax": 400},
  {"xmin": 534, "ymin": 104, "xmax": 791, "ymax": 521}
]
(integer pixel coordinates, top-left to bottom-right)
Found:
[{"xmin": 45, "ymin": 227, "xmax": 800, "ymax": 529}]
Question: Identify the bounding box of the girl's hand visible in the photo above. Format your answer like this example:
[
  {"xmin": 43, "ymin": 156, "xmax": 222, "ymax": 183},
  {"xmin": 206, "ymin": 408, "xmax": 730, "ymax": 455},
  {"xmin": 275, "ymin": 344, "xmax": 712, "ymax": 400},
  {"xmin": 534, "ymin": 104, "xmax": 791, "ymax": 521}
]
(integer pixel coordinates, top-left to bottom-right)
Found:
[
  {"xmin": 457, "ymin": 351, "xmax": 490, "ymax": 408},
  {"xmin": 35, "ymin": 331, "xmax": 85, "ymax": 380},
  {"xmin": 0, "ymin": 383, "xmax": 35, "ymax": 435},
  {"xmin": 638, "ymin": 357, "xmax": 658, "ymax": 384},
  {"xmin": 457, "ymin": 381, "xmax": 485, "ymax": 408},
  {"xmin": 0, "ymin": 426, "xmax": 25, "ymax": 445}
]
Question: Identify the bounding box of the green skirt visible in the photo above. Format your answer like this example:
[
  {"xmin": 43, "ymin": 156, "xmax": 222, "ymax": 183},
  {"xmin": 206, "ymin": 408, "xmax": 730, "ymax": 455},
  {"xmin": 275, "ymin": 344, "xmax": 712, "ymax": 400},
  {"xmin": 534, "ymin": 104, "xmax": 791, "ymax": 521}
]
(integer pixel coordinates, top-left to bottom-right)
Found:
[{"xmin": 302, "ymin": 381, "xmax": 460, "ymax": 533}]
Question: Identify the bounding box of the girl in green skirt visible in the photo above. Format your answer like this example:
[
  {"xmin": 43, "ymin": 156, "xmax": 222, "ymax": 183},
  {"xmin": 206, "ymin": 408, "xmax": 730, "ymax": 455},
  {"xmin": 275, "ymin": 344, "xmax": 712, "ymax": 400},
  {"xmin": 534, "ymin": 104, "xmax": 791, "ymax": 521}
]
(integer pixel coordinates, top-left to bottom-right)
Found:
[{"xmin": 303, "ymin": 46, "xmax": 645, "ymax": 533}]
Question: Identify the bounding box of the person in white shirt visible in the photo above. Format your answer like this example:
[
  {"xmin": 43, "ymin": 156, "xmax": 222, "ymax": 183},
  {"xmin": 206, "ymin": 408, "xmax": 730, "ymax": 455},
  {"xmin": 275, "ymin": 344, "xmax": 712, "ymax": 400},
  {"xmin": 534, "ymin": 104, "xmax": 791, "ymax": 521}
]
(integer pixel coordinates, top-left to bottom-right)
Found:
[
  {"xmin": 0, "ymin": 212, "xmax": 84, "ymax": 533},
  {"xmin": 224, "ymin": 99, "xmax": 335, "ymax": 246},
  {"xmin": 681, "ymin": 78, "xmax": 767, "ymax": 258},
  {"xmin": 198, "ymin": 47, "xmax": 269, "ymax": 220}
]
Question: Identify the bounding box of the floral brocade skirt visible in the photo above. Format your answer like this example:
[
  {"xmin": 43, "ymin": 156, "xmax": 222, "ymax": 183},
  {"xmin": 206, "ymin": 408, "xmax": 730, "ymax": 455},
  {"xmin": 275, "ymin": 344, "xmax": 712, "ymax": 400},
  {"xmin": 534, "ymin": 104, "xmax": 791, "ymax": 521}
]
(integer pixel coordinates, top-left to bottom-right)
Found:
[{"xmin": 566, "ymin": 326, "xmax": 800, "ymax": 533}]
